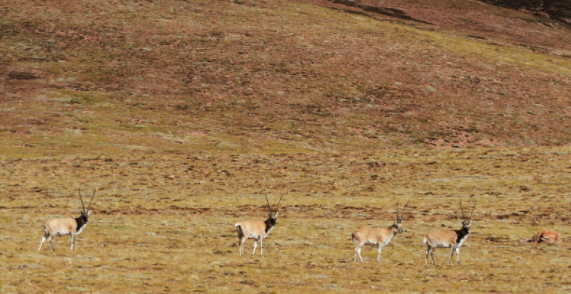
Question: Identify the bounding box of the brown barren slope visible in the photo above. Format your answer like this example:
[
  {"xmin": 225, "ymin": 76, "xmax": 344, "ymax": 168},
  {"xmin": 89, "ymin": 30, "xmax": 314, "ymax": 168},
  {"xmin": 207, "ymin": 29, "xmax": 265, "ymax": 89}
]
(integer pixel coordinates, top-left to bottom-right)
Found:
[{"xmin": 1, "ymin": 0, "xmax": 571, "ymax": 156}]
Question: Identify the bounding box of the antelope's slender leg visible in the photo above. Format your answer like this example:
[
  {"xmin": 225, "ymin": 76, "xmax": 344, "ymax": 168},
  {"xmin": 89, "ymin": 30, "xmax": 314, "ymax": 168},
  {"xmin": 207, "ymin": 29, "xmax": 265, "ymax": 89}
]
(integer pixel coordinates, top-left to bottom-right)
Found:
[
  {"xmin": 425, "ymin": 246, "xmax": 430, "ymax": 265},
  {"xmin": 252, "ymin": 240, "xmax": 258, "ymax": 255},
  {"xmin": 48, "ymin": 235, "xmax": 56, "ymax": 252},
  {"xmin": 377, "ymin": 245, "xmax": 383, "ymax": 263},
  {"xmin": 356, "ymin": 246, "xmax": 364, "ymax": 263},
  {"xmin": 456, "ymin": 247, "xmax": 461, "ymax": 264},
  {"xmin": 71, "ymin": 234, "xmax": 76, "ymax": 251},
  {"xmin": 39, "ymin": 232, "xmax": 49, "ymax": 251},
  {"xmin": 241, "ymin": 237, "xmax": 247, "ymax": 255},
  {"xmin": 38, "ymin": 237, "xmax": 46, "ymax": 251},
  {"xmin": 238, "ymin": 237, "xmax": 243, "ymax": 255},
  {"xmin": 430, "ymin": 248, "xmax": 436, "ymax": 265},
  {"xmin": 448, "ymin": 247, "xmax": 455, "ymax": 265}
]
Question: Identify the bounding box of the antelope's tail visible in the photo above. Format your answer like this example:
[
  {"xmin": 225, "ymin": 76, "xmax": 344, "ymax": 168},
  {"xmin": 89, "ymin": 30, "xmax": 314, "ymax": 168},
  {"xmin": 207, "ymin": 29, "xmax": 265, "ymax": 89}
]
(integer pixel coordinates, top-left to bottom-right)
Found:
[
  {"xmin": 351, "ymin": 232, "xmax": 356, "ymax": 244},
  {"xmin": 422, "ymin": 236, "xmax": 428, "ymax": 245},
  {"xmin": 235, "ymin": 224, "xmax": 243, "ymax": 236},
  {"xmin": 41, "ymin": 224, "xmax": 50, "ymax": 238}
]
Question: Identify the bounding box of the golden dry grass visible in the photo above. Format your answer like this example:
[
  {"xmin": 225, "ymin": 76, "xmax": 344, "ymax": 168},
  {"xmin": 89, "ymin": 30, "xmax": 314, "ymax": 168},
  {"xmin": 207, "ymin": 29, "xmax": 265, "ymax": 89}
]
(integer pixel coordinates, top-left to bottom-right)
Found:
[
  {"xmin": 2, "ymin": 0, "xmax": 571, "ymax": 292},
  {"xmin": 1, "ymin": 148, "xmax": 570, "ymax": 293}
]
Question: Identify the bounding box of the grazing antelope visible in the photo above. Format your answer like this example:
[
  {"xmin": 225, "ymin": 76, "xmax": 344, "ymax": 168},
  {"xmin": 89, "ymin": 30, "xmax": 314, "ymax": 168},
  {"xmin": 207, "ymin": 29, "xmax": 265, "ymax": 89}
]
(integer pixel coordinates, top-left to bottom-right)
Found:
[
  {"xmin": 234, "ymin": 194, "xmax": 283, "ymax": 256},
  {"xmin": 352, "ymin": 200, "xmax": 409, "ymax": 263},
  {"xmin": 423, "ymin": 201, "xmax": 476, "ymax": 266},
  {"xmin": 38, "ymin": 189, "xmax": 96, "ymax": 252}
]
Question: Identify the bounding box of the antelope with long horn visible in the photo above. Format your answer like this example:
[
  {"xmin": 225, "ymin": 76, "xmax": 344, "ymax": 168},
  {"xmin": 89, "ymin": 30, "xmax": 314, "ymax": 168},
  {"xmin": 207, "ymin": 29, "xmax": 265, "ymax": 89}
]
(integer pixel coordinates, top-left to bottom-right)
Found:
[
  {"xmin": 352, "ymin": 200, "xmax": 410, "ymax": 263},
  {"xmin": 39, "ymin": 189, "xmax": 96, "ymax": 252},
  {"xmin": 234, "ymin": 194, "xmax": 283, "ymax": 256},
  {"xmin": 423, "ymin": 201, "xmax": 476, "ymax": 266}
]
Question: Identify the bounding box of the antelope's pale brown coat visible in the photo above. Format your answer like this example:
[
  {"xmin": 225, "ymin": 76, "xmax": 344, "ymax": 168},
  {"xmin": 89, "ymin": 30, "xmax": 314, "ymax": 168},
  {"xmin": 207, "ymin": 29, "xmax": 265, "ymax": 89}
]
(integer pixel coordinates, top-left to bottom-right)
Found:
[
  {"xmin": 351, "ymin": 200, "xmax": 408, "ymax": 263},
  {"xmin": 423, "ymin": 201, "xmax": 475, "ymax": 266},
  {"xmin": 235, "ymin": 194, "xmax": 283, "ymax": 256},
  {"xmin": 38, "ymin": 189, "xmax": 95, "ymax": 252}
]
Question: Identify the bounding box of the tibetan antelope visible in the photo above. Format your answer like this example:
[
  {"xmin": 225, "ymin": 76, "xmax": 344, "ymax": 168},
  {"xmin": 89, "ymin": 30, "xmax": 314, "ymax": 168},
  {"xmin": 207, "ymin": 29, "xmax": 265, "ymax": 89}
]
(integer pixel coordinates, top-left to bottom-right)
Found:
[
  {"xmin": 234, "ymin": 194, "xmax": 283, "ymax": 256},
  {"xmin": 522, "ymin": 230, "xmax": 562, "ymax": 244},
  {"xmin": 423, "ymin": 201, "xmax": 476, "ymax": 266},
  {"xmin": 39, "ymin": 189, "xmax": 96, "ymax": 252},
  {"xmin": 352, "ymin": 200, "xmax": 409, "ymax": 263}
]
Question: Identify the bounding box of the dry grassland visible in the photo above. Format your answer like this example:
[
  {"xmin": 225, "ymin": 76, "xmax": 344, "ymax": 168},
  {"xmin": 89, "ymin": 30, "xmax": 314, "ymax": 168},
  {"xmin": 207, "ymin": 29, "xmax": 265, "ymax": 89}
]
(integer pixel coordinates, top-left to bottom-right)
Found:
[
  {"xmin": 2, "ymin": 0, "xmax": 571, "ymax": 293},
  {"xmin": 1, "ymin": 148, "xmax": 570, "ymax": 293}
]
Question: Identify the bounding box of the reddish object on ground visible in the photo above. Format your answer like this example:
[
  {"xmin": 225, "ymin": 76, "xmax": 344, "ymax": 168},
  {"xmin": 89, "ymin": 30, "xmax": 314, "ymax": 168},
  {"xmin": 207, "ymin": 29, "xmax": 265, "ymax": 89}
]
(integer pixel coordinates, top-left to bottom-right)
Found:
[{"xmin": 526, "ymin": 230, "xmax": 562, "ymax": 244}]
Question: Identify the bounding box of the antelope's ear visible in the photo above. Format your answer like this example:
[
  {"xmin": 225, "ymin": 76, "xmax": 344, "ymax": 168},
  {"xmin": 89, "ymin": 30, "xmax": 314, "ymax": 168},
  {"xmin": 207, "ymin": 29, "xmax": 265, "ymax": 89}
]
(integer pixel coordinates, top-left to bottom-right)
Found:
[{"xmin": 274, "ymin": 212, "xmax": 279, "ymax": 218}]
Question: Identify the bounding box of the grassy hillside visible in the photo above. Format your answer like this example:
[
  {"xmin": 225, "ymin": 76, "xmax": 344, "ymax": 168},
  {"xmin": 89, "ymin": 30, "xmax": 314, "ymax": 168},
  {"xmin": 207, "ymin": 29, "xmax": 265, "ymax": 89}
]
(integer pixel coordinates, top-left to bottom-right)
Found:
[
  {"xmin": 1, "ymin": 0, "xmax": 571, "ymax": 293},
  {"xmin": 2, "ymin": 0, "xmax": 571, "ymax": 157}
]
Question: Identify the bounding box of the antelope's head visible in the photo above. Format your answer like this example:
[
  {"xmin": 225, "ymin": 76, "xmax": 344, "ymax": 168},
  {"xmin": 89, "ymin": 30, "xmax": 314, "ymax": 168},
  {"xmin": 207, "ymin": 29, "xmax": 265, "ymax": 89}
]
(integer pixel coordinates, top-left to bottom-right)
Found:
[
  {"xmin": 460, "ymin": 200, "xmax": 476, "ymax": 229},
  {"xmin": 265, "ymin": 193, "xmax": 283, "ymax": 226},
  {"xmin": 79, "ymin": 189, "xmax": 96, "ymax": 222},
  {"xmin": 394, "ymin": 200, "xmax": 410, "ymax": 233}
]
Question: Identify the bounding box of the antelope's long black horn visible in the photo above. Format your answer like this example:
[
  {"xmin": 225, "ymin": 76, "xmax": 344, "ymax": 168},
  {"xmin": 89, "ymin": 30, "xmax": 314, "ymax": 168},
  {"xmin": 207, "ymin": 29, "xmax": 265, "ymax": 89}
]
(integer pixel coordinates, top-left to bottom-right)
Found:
[
  {"xmin": 264, "ymin": 193, "xmax": 272, "ymax": 213},
  {"xmin": 79, "ymin": 189, "xmax": 86, "ymax": 212},
  {"xmin": 469, "ymin": 202, "xmax": 476, "ymax": 221},
  {"xmin": 86, "ymin": 189, "xmax": 96, "ymax": 212},
  {"xmin": 401, "ymin": 200, "xmax": 410, "ymax": 220},
  {"xmin": 275, "ymin": 193, "xmax": 283, "ymax": 214},
  {"xmin": 460, "ymin": 200, "xmax": 466, "ymax": 221}
]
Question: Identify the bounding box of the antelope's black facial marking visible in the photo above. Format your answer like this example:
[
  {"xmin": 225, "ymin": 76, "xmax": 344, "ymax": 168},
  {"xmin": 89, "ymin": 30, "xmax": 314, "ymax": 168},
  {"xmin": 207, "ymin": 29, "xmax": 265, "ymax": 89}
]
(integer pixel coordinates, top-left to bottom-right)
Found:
[
  {"xmin": 75, "ymin": 212, "xmax": 89, "ymax": 232},
  {"xmin": 390, "ymin": 223, "xmax": 403, "ymax": 234},
  {"xmin": 455, "ymin": 226, "xmax": 470, "ymax": 244},
  {"xmin": 270, "ymin": 218, "xmax": 277, "ymax": 226}
]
